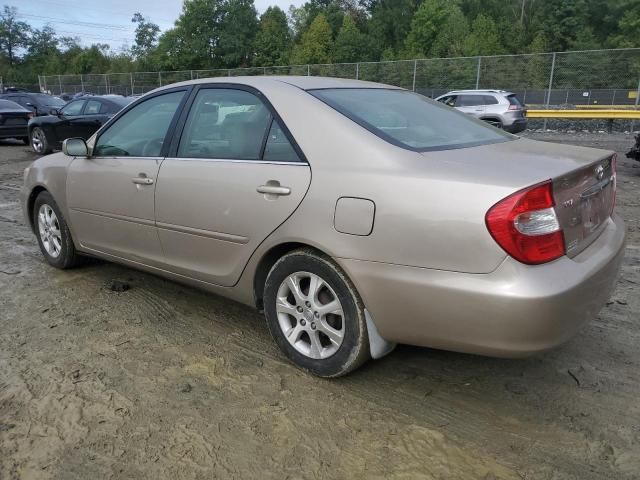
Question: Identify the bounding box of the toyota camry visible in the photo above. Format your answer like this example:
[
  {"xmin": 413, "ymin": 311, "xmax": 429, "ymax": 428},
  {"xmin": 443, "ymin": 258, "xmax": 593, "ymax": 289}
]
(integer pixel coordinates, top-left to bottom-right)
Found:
[{"xmin": 21, "ymin": 77, "xmax": 625, "ymax": 377}]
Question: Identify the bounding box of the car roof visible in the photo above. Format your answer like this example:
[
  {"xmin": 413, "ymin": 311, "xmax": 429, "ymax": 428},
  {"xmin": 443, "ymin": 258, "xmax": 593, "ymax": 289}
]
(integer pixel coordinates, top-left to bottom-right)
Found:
[
  {"xmin": 152, "ymin": 75, "xmax": 402, "ymax": 93},
  {"xmin": 442, "ymin": 90, "xmax": 514, "ymax": 95}
]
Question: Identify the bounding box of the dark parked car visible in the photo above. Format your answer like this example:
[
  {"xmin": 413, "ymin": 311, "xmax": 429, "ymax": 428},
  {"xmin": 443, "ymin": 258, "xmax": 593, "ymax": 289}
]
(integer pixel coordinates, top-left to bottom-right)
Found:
[
  {"xmin": 28, "ymin": 95, "xmax": 132, "ymax": 154},
  {"xmin": 0, "ymin": 92, "xmax": 66, "ymax": 117},
  {"xmin": 0, "ymin": 99, "xmax": 34, "ymax": 144}
]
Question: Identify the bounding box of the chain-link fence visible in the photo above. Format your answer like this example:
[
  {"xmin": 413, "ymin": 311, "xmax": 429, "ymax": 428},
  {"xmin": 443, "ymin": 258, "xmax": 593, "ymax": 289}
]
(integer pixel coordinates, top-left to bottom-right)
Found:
[{"xmin": 39, "ymin": 48, "xmax": 640, "ymax": 108}]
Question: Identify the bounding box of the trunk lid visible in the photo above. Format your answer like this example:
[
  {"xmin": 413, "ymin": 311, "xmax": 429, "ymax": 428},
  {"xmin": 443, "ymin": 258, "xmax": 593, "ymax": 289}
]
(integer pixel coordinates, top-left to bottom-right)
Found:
[
  {"xmin": 553, "ymin": 153, "xmax": 616, "ymax": 257},
  {"xmin": 420, "ymin": 138, "xmax": 616, "ymax": 261}
]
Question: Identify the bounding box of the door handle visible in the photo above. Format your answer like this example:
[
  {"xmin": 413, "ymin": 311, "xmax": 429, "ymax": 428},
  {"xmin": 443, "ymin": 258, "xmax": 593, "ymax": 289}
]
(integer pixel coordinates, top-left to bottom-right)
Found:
[
  {"xmin": 132, "ymin": 177, "xmax": 154, "ymax": 185},
  {"xmin": 257, "ymin": 184, "xmax": 290, "ymax": 196}
]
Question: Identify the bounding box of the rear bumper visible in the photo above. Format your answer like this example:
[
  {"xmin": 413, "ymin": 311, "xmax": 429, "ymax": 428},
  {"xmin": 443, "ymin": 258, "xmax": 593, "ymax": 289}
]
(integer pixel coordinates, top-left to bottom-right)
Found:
[
  {"xmin": 504, "ymin": 118, "xmax": 527, "ymax": 133},
  {"xmin": 340, "ymin": 213, "xmax": 626, "ymax": 357},
  {"xmin": 0, "ymin": 125, "xmax": 28, "ymax": 138}
]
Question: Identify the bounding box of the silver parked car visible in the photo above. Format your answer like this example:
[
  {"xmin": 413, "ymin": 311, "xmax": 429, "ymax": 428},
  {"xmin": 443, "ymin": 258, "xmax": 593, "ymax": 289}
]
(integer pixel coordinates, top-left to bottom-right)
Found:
[
  {"xmin": 435, "ymin": 89, "xmax": 527, "ymax": 133},
  {"xmin": 21, "ymin": 77, "xmax": 624, "ymax": 377}
]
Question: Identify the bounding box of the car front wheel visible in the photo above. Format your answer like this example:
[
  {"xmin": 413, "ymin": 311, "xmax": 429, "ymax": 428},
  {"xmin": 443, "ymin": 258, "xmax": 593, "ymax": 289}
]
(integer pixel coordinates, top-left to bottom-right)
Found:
[
  {"xmin": 30, "ymin": 127, "xmax": 51, "ymax": 154},
  {"xmin": 263, "ymin": 249, "xmax": 370, "ymax": 377},
  {"xmin": 33, "ymin": 191, "xmax": 81, "ymax": 269}
]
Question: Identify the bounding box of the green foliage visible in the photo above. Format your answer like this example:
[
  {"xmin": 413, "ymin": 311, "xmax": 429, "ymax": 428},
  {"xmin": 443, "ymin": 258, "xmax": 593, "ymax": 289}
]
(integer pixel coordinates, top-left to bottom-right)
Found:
[
  {"xmin": 131, "ymin": 13, "xmax": 160, "ymax": 61},
  {"xmin": 463, "ymin": 14, "xmax": 504, "ymax": 56},
  {"xmin": 404, "ymin": 0, "xmax": 462, "ymax": 57},
  {"xmin": 290, "ymin": 14, "xmax": 333, "ymax": 64},
  {"xmin": 332, "ymin": 14, "xmax": 372, "ymax": 63},
  {"xmin": 254, "ymin": 6, "xmax": 290, "ymax": 66}
]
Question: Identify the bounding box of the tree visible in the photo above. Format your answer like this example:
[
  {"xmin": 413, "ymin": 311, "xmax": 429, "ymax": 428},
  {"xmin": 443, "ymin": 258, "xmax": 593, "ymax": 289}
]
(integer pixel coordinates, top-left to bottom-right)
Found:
[
  {"xmin": 131, "ymin": 13, "xmax": 160, "ymax": 60},
  {"xmin": 404, "ymin": 0, "xmax": 463, "ymax": 57},
  {"xmin": 332, "ymin": 14, "xmax": 371, "ymax": 63},
  {"xmin": 71, "ymin": 44, "xmax": 111, "ymax": 74},
  {"xmin": 0, "ymin": 6, "xmax": 30, "ymax": 66},
  {"xmin": 367, "ymin": 0, "xmax": 418, "ymax": 56},
  {"xmin": 154, "ymin": 0, "xmax": 226, "ymax": 70},
  {"xmin": 290, "ymin": 14, "xmax": 333, "ymax": 64},
  {"xmin": 463, "ymin": 14, "xmax": 504, "ymax": 56},
  {"xmin": 218, "ymin": 0, "xmax": 258, "ymax": 67},
  {"xmin": 254, "ymin": 6, "xmax": 291, "ymax": 66}
]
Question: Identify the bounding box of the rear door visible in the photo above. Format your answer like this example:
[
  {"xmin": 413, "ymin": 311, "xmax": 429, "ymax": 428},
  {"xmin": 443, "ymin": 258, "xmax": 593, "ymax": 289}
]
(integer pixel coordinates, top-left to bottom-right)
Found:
[
  {"xmin": 75, "ymin": 99, "xmax": 109, "ymax": 139},
  {"xmin": 155, "ymin": 85, "xmax": 311, "ymax": 287},
  {"xmin": 455, "ymin": 94, "xmax": 486, "ymax": 116}
]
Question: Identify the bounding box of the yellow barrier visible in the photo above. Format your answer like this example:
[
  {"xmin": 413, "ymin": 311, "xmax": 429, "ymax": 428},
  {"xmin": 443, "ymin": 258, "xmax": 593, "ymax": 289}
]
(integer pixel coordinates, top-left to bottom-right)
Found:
[
  {"xmin": 526, "ymin": 109, "xmax": 640, "ymax": 119},
  {"xmin": 575, "ymin": 104, "xmax": 640, "ymax": 109}
]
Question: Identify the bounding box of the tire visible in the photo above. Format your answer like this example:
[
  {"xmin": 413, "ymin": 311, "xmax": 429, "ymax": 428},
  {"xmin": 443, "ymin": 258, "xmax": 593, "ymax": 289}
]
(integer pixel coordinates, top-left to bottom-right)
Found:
[
  {"xmin": 33, "ymin": 191, "xmax": 82, "ymax": 269},
  {"xmin": 263, "ymin": 249, "xmax": 370, "ymax": 377},
  {"xmin": 30, "ymin": 127, "xmax": 51, "ymax": 154},
  {"xmin": 484, "ymin": 118, "xmax": 503, "ymax": 129}
]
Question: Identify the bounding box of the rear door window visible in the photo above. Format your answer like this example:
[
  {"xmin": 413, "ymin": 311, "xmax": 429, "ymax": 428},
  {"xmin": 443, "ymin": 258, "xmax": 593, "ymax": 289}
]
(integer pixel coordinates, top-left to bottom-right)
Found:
[
  {"xmin": 177, "ymin": 88, "xmax": 272, "ymax": 160},
  {"xmin": 456, "ymin": 95, "xmax": 484, "ymax": 107},
  {"xmin": 483, "ymin": 95, "xmax": 499, "ymax": 105},
  {"xmin": 263, "ymin": 120, "xmax": 300, "ymax": 162},
  {"xmin": 84, "ymin": 100, "xmax": 102, "ymax": 114}
]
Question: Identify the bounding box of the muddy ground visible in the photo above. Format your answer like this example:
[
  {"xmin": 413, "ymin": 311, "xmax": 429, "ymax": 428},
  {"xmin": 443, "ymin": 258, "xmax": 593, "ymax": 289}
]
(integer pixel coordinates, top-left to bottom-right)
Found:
[{"xmin": 0, "ymin": 132, "xmax": 639, "ymax": 480}]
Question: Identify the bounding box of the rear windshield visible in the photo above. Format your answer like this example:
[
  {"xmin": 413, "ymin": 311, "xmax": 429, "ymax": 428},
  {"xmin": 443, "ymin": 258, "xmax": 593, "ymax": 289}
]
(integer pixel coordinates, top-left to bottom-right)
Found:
[
  {"xmin": 0, "ymin": 99, "xmax": 26, "ymax": 110},
  {"xmin": 507, "ymin": 94, "xmax": 522, "ymax": 106},
  {"xmin": 310, "ymin": 88, "xmax": 513, "ymax": 151},
  {"xmin": 34, "ymin": 94, "xmax": 66, "ymax": 107}
]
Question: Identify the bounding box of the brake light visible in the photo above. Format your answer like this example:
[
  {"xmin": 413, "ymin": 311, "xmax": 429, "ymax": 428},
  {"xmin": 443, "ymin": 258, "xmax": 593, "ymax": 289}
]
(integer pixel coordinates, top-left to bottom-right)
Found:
[
  {"xmin": 508, "ymin": 104, "xmax": 520, "ymax": 110},
  {"xmin": 485, "ymin": 180, "xmax": 565, "ymax": 265},
  {"xmin": 27, "ymin": 112, "xmax": 34, "ymax": 119}
]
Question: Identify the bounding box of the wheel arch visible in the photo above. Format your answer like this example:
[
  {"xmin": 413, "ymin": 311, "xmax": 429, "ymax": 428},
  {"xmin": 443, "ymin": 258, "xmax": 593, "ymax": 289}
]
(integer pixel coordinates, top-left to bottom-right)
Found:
[
  {"xmin": 26, "ymin": 185, "xmax": 49, "ymax": 233},
  {"xmin": 253, "ymin": 242, "xmax": 335, "ymax": 310}
]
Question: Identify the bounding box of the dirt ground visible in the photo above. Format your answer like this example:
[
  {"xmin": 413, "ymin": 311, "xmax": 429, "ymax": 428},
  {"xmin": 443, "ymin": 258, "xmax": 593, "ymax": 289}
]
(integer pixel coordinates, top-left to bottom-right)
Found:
[{"xmin": 1, "ymin": 132, "xmax": 639, "ymax": 480}]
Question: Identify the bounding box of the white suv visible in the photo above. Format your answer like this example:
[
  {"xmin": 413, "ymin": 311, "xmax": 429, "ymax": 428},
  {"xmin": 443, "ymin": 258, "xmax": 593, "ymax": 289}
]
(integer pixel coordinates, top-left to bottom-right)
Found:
[{"xmin": 435, "ymin": 90, "xmax": 527, "ymax": 133}]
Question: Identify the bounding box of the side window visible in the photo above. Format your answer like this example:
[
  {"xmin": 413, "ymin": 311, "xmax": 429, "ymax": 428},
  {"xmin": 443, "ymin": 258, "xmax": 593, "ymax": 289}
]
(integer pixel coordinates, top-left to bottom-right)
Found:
[
  {"xmin": 263, "ymin": 120, "xmax": 300, "ymax": 162},
  {"xmin": 456, "ymin": 95, "xmax": 483, "ymax": 107},
  {"xmin": 94, "ymin": 91, "xmax": 185, "ymax": 157},
  {"xmin": 84, "ymin": 100, "xmax": 102, "ymax": 114},
  {"xmin": 62, "ymin": 100, "xmax": 85, "ymax": 116},
  {"xmin": 177, "ymin": 88, "xmax": 272, "ymax": 160},
  {"xmin": 483, "ymin": 95, "xmax": 499, "ymax": 105},
  {"xmin": 441, "ymin": 95, "xmax": 457, "ymax": 107}
]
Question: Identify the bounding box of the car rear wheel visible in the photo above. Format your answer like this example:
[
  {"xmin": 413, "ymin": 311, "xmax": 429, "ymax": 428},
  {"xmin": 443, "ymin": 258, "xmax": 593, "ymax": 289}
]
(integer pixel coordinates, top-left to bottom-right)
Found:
[
  {"xmin": 263, "ymin": 249, "xmax": 370, "ymax": 377},
  {"xmin": 33, "ymin": 191, "xmax": 82, "ymax": 269},
  {"xmin": 30, "ymin": 127, "xmax": 51, "ymax": 154},
  {"xmin": 484, "ymin": 118, "xmax": 503, "ymax": 129}
]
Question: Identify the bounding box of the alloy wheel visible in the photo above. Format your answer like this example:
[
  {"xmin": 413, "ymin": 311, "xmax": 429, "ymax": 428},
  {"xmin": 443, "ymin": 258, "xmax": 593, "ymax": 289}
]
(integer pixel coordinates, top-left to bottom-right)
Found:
[
  {"xmin": 276, "ymin": 271, "xmax": 345, "ymax": 359},
  {"xmin": 31, "ymin": 129, "xmax": 45, "ymax": 153},
  {"xmin": 38, "ymin": 204, "xmax": 62, "ymax": 258}
]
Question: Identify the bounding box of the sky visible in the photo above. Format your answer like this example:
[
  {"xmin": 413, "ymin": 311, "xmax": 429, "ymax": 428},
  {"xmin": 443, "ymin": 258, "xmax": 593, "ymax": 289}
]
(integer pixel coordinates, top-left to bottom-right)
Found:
[{"xmin": 14, "ymin": 0, "xmax": 306, "ymax": 50}]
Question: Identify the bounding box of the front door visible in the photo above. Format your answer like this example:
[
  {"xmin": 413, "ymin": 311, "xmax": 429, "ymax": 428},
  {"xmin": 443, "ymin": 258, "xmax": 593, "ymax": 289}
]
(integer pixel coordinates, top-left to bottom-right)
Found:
[
  {"xmin": 54, "ymin": 99, "xmax": 87, "ymax": 142},
  {"xmin": 155, "ymin": 87, "xmax": 311, "ymax": 287},
  {"xmin": 66, "ymin": 90, "xmax": 187, "ymax": 266}
]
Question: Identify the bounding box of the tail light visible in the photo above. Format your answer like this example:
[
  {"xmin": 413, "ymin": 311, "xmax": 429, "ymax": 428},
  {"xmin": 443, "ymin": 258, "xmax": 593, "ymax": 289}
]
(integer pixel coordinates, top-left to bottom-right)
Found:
[
  {"xmin": 27, "ymin": 112, "xmax": 35, "ymax": 119},
  {"xmin": 486, "ymin": 180, "xmax": 565, "ymax": 265},
  {"xmin": 508, "ymin": 105, "xmax": 521, "ymax": 110}
]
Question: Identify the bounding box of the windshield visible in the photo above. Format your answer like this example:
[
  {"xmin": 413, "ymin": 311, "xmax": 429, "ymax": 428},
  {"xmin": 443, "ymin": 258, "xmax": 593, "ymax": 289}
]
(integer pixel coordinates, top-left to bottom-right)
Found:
[
  {"xmin": 310, "ymin": 88, "xmax": 513, "ymax": 151},
  {"xmin": 35, "ymin": 94, "xmax": 66, "ymax": 107}
]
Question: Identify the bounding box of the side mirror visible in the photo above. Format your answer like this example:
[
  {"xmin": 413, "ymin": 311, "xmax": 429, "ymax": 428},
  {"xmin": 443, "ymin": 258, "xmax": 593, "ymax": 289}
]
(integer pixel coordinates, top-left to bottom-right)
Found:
[{"xmin": 62, "ymin": 138, "xmax": 89, "ymax": 157}]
